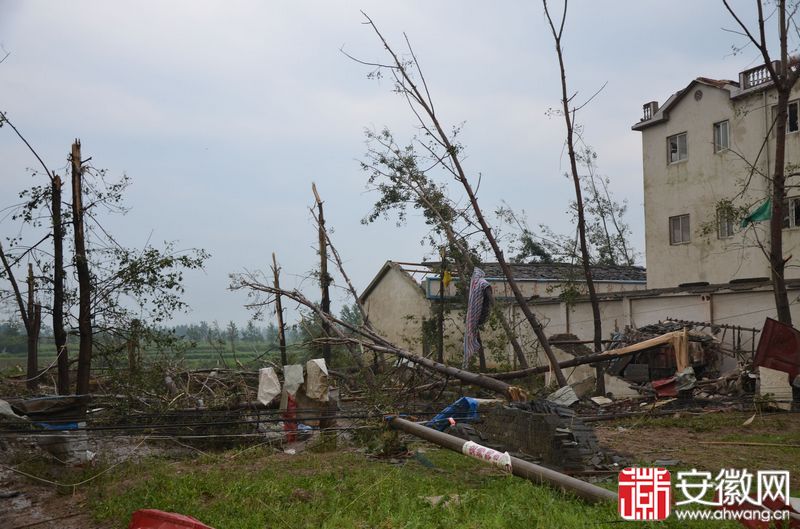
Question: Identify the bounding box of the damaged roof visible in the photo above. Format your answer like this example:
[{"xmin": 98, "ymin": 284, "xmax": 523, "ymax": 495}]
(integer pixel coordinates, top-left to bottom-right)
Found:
[{"xmin": 424, "ymin": 261, "xmax": 647, "ymax": 282}]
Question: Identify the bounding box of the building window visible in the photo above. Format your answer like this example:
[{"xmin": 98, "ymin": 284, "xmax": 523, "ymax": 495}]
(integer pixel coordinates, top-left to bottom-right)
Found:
[
  {"xmin": 772, "ymin": 101, "xmax": 799, "ymax": 133},
  {"xmin": 783, "ymin": 197, "xmax": 800, "ymax": 229},
  {"xmin": 667, "ymin": 132, "xmax": 687, "ymax": 164},
  {"xmin": 717, "ymin": 207, "xmax": 735, "ymax": 239},
  {"xmin": 670, "ymin": 214, "xmax": 690, "ymax": 244},
  {"xmin": 713, "ymin": 120, "xmax": 729, "ymax": 152}
]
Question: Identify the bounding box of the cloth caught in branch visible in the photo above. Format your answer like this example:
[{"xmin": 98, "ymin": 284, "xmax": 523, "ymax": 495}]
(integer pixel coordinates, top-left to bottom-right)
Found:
[
  {"xmin": 463, "ymin": 267, "xmax": 493, "ymax": 368},
  {"xmin": 741, "ymin": 197, "xmax": 771, "ymax": 228},
  {"xmin": 442, "ymin": 270, "xmax": 452, "ymax": 289}
]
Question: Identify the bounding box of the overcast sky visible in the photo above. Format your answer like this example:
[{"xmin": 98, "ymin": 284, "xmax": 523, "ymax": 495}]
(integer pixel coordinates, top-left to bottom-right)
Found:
[{"xmin": 0, "ymin": 1, "xmax": 771, "ymax": 327}]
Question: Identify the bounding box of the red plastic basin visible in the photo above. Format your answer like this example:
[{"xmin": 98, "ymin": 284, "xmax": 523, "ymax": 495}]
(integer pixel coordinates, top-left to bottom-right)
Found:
[{"xmin": 128, "ymin": 509, "xmax": 215, "ymax": 529}]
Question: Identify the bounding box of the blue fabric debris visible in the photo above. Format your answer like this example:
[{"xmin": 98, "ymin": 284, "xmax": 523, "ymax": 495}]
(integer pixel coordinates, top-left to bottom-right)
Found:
[
  {"xmin": 34, "ymin": 421, "xmax": 79, "ymax": 430},
  {"xmin": 426, "ymin": 397, "xmax": 480, "ymax": 431}
]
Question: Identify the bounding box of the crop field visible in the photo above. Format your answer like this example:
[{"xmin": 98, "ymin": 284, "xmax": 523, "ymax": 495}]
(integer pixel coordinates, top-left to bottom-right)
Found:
[{"xmin": 0, "ymin": 342, "xmax": 292, "ymax": 371}]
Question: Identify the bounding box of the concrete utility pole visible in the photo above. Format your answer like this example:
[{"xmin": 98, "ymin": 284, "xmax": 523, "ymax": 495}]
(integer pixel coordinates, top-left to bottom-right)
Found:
[{"xmin": 388, "ymin": 416, "xmax": 617, "ymax": 504}]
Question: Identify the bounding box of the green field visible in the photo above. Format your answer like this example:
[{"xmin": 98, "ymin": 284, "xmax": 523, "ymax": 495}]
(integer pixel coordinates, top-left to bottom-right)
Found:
[{"xmin": 0, "ymin": 341, "xmax": 299, "ymax": 371}]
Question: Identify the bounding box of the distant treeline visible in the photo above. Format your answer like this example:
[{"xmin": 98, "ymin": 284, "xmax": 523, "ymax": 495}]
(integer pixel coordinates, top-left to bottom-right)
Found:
[
  {"xmin": 167, "ymin": 320, "xmax": 311, "ymax": 347},
  {"xmin": 0, "ymin": 320, "xmax": 304, "ymax": 354}
]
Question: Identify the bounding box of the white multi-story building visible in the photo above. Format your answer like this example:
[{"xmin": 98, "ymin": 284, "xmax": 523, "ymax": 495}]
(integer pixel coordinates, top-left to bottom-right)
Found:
[{"xmin": 632, "ymin": 63, "xmax": 800, "ymax": 289}]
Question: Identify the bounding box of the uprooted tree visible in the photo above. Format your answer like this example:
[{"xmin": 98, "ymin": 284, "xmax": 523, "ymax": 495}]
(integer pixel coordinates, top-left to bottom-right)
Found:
[
  {"xmin": 345, "ymin": 12, "xmax": 567, "ymax": 386},
  {"xmin": 230, "ymin": 272, "xmax": 526, "ymax": 400}
]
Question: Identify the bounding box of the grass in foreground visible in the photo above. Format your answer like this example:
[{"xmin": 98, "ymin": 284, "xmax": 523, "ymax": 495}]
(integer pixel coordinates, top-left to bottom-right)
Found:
[{"xmin": 87, "ymin": 445, "xmax": 740, "ymax": 529}]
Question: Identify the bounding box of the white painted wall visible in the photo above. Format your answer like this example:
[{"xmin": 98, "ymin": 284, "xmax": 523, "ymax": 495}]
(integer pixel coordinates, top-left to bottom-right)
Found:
[{"xmin": 638, "ymin": 78, "xmax": 800, "ymax": 288}]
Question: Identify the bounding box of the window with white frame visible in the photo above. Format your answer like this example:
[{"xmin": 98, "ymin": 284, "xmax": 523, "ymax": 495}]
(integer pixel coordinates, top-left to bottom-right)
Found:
[
  {"xmin": 669, "ymin": 214, "xmax": 690, "ymax": 244},
  {"xmin": 783, "ymin": 197, "xmax": 800, "ymax": 228},
  {"xmin": 713, "ymin": 120, "xmax": 729, "ymax": 152},
  {"xmin": 667, "ymin": 132, "xmax": 688, "ymax": 164},
  {"xmin": 717, "ymin": 207, "xmax": 735, "ymax": 238}
]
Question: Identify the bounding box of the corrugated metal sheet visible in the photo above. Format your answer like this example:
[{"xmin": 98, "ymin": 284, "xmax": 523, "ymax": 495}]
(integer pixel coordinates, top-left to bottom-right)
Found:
[{"xmin": 754, "ymin": 318, "xmax": 800, "ymax": 380}]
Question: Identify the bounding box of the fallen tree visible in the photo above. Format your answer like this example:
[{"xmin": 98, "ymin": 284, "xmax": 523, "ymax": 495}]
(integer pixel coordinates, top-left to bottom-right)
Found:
[{"xmin": 230, "ymin": 273, "xmax": 526, "ymax": 400}]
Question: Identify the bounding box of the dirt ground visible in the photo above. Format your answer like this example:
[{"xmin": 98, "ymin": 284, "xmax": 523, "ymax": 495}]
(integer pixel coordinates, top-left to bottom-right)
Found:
[
  {"xmin": 0, "ymin": 434, "xmax": 192, "ymax": 529},
  {"xmin": 595, "ymin": 410, "xmax": 800, "ymax": 490},
  {"xmin": 0, "ymin": 465, "xmax": 101, "ymax": 529}
]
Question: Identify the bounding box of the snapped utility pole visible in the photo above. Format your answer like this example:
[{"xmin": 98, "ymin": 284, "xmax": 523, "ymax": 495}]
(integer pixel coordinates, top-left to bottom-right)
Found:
[
  {"xmin": 271, "ymin": 252, "xmax": 288, "ymax": 366},
  {"xmin": 312, "ymin": 183, "xmax": 332, "ymax": 367}
]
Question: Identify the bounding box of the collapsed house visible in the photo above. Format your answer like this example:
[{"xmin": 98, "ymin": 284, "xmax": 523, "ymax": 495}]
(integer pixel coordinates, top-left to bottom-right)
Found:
[{"xmin": 361, "ymin": 260, "xmax": 800, "ymax": 402}]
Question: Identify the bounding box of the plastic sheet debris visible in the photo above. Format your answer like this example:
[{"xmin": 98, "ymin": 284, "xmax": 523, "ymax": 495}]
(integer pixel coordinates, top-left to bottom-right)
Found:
[
  {"xmin": 426, "ymin": 397, "xmax": 480, "ymax": 431},
  {"xmin": 305, "ymin": 359, "xmax": 329, "ymax": 402},
  {"xmin": 37, "ymin": 427, "xmax": 94, "ymax": 466},
  {"xmin": 0, "ymin": 399, "xmax": 25, "ymax": 421},
  {"xmin": 257, "ymin": 367, "xmax": 281, "ymax": 406},
  {"xmin": 283, "ymin": 365, "xmax": 304, "ymax": 396},
  {"xmin": 423, "ymin": 494, "xmax": 461, "ymax": 507},
  {"xmin": 675, "ymin": 366, "xmax": 697, "ymax": 392}
]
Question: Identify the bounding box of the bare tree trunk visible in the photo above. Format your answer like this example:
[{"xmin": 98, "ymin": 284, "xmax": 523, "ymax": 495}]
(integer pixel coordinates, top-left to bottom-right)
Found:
[
  {"xmin": 0, "ymin": 243, "xmax": 37, "ymax": 390},
  {"xmin": 52, "ymin": 175, "xmax": 69, "ymax": 394},
  {"xmin": 770, "ymin": 3, "xmax": 792, "ymax": 325},
  {"xmin": 26, "ymin": 264, "xmax": 40, "ymax": 390},
  {"xmin": 271, "ymin": 252, "xmax": 288, "ymax": 366},
  {"xmin": 722, "ymin": 0, "xmax": 798, "ymax": 326},
  {"xmin": 127, "ymin": 319, "xmax": 140, "ymax": 374},
  {"xmin": 312, "ymin": 183, "xmax": 332, "ymax": 366},
  {"xmin": 544, "ymin": 0, "xmax": 603, "ymax": 393},
  {"xmin": 71, "ymin": 140, "xmax": 93, "ymax": 395},
  {"xmin": 412, "ymin": 185, "xmax": 529, "ymax": 369},
  {"xmin": 437, "ymin": 250, "xmax": 446, "ymax": 363},
  {"xmin": 771, "ymin": 88, "xmax": 792, "ymax": 324}
]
